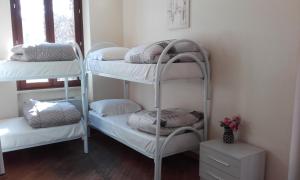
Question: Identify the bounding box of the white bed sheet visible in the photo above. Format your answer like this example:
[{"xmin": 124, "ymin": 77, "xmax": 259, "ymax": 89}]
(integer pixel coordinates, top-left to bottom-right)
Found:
[
  {"xmin": 88, "ymin": 111, "xmax": 202, "ymax": 158},
  {"xmin": 87, "ymin": 60, "xmax": 203, "ymax": 84},
  {"xmin": 0, "ymin": 60, "xmax": 80, "ymax": 81},
  {"xmin": 0, "ymin": 117, "xmax": 84, "ymax": 152}
]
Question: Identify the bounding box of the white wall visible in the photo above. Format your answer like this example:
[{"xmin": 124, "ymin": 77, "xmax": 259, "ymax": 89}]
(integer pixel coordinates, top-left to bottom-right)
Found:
[
  {"xmin": 123, "ymin": 0, "xmax": 300, "ymax": 180},
  {"xmin": 83, "ymin": 0, "xmax": 124, "ymax": 101}
]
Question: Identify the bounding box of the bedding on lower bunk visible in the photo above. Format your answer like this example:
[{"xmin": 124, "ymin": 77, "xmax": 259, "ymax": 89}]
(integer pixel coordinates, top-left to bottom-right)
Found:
[
  {"xmin": 127, "ymin": 109, "xmax": 204, "ymax": 136},
  {"xmin": 87, "ymin": 60, "xmax": 202, "ymax": 83},
  {"xmin": 23, "ymin": 100, "xmax": 82, "ymax": 128},
  {"xmin": 89, "ymin": 111, "xmax": 203, "ymax": 158},
  {"xmin": 0, "ymin": 117, "xmax": 83, "ymax": 152}
]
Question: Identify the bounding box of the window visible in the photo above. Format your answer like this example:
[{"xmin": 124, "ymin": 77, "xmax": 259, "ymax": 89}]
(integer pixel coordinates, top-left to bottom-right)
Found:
[{"xmin": 10, "ymin": 0, "xmax": 84, "ymax": 90}]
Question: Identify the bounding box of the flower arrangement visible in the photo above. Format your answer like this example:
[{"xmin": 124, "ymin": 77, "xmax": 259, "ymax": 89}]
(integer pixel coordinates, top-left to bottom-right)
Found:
[
  {"xmin": 220, "ymin": 116, "xmax": 241, "ymax": 131},
  {"xmin": 220, "ymin": 115, "xmax": 241, "ymax": 144}
]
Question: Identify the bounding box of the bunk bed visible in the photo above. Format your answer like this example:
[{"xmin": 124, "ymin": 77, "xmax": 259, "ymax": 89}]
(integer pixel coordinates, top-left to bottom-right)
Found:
[
  {"xmin": 85, "ymin": 39, "xmax": 211, "ymax": 180},
  {"xmin": 0, "ymin": 43, "xmax": 88, "ymax": 154}
]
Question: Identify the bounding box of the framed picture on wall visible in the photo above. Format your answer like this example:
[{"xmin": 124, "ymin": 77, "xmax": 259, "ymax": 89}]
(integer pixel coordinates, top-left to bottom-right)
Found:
[{"xmin": 167, "ymin": 0, "xmax": 190, "ymax": 30}]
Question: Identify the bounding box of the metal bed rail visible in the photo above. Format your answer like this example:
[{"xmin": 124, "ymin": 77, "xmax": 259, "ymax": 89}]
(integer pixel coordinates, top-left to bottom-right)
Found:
[
  {"xmin": 153, "ymin": 39, "xmax": 210, "ymax": 180},
  {"xmin": 71, "ymin": 42, "xmax": 88, "ymax": 154}
]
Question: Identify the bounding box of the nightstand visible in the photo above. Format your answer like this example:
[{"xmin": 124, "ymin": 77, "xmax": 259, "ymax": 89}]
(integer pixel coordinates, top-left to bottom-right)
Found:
[{"xmin": 199, "ymin": 140, "xmax": 265, "ymax": 180}]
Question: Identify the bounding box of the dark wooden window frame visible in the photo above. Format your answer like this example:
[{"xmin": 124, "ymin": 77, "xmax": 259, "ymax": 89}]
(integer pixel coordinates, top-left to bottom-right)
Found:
[{"xmin": 10, "ymin": 0, "xmax": 84, "ymax": 91}]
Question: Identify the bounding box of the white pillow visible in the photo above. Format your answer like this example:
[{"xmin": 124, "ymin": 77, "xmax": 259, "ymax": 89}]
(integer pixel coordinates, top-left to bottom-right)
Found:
[
  {"xmin": 90, "ymin": 99, "xmax": 142, "ymax": 116},
  {"xmin": 87, "ymin": 47, "xmax": 129, "ymax": 61}
]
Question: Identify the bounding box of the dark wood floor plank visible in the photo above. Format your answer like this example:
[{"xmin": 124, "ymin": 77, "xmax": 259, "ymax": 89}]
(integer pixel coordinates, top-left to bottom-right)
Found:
[{"xmin": 1, "ymin": 130, "xmax": 199, "ymax": 180}]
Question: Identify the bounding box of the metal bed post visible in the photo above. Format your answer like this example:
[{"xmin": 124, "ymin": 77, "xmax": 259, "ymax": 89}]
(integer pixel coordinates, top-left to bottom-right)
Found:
[
  {"xmin": 64, "ymin": 77, "xmax": 69, "ymax": 101},
  {"xmin": 82, "ymin": 72, "xmax": 89, "ymax": 153},
  {"xmin": 123, "ymin": 80, "xmax": 129, "ymax": 99},
  {"xmin": 85, "ymin": 73, "xmax": 91, "ymax": 138},
  {"xmin": 73, "ymin": 42, "xmax": 89, "ymax": 154},
  {"xmin": 154, "ymin": 79, "xmax": 162, "ymax": 180}
]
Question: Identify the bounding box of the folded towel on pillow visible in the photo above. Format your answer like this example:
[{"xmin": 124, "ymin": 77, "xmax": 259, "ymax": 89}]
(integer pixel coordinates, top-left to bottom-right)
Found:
[{"xmin": 125, "ymin": 40, "xmax": 208, "ymax": 64}]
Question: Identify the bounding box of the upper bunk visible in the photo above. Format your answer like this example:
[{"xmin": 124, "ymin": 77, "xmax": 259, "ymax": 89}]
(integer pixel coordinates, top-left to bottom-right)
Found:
[
  {"xmin": 0, "ymin": 43, "xmax": 84, "ymax": 82},
  {"xmin": 87, "ymin": 60, "xmax": 203, "ymax": 84},
  {"xmin": 0, "ymin": 60, "xmax": 80, "ymax": 81},
  {"xmin": 85, "ymin": 39, "xmax": 210, "ymax": 85}
]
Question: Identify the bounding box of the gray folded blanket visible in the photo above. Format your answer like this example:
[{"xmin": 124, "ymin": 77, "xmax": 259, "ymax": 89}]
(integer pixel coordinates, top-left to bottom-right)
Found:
[
  {"xmin": 127, "ymin": 108, "xmax": 204, "ymax": 136},
  {"xmin": 125, "ymin": 40, "xmax": 208, "ymax": 64},
  {"xmin": 10, "ymin": 43, "xmax": 76, "ymax": 62},
  {"xmin": 23, "ymin": 99, "xmax": 81, "ymax": 128}
]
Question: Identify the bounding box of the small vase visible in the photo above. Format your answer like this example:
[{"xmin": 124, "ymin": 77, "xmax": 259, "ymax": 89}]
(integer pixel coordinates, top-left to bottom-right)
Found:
[{"xmin": 223, "ymin": 127, "xmax": 234, "ymax": 144}]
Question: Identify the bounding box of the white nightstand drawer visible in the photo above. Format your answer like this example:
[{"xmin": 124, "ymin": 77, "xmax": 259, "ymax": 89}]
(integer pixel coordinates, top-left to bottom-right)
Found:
[
  {"xmin": 200, "ymin": 140, "xmax": 266, "ymax": 180},
  {"xmin": 200, "ymin": 162, "xmax": 239, "ymax": 180},
  {"xmin": 200, "ymin": 147, "xmax": 240, "ymax": 178}
]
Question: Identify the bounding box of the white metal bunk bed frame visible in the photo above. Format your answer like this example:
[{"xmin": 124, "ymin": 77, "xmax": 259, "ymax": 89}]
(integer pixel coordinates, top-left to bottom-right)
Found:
[
  {"xmin": 0, "ymin": 43, "xmax": 89, "ymax": 154},
  {"xmin": 85, "ymin": 39, "xmax": 211, "ymax": 180}
]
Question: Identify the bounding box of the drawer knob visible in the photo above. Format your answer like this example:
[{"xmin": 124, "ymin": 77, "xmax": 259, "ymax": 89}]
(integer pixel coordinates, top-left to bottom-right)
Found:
[
  {"xmin": 206, "ymin": 171, "xmax": 223, "ymax": 180},
  {"xmin": 208, "ymin": 156, "xmax": 230, "ymax": 167}
]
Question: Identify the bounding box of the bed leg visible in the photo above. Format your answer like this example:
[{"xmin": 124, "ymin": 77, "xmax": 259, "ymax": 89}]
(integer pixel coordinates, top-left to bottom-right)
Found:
[
  {"xmin": 154, "ymin": 155, "xmax": 162, "ymax": 180},
  {"xmin": 83, "ymin": 134, "xmax": 88, "ymax": 154},
  {"xmin": 0, "ymin": 141, "xmax": 5, "ymax": 175},
  {"xmin": 87, "ymin": 126, "xmax": 91, "ymax": 137}
]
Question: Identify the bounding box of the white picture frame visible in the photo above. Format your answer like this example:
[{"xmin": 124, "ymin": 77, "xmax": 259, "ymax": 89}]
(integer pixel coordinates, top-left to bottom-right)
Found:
[{"xmin": 167, "ymin": 0, "xmax": 190, "ymax": 30}]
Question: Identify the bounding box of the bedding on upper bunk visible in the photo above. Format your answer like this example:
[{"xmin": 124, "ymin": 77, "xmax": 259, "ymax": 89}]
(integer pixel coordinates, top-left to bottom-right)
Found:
[
  {"xmin": 23, "ymin": 100, "xmax": 81, "ymax": 128},
  {"xmin": 0, "ymin": 60, "xmax": 80, "ymax": 81},
  {"xmin": 86, "ymin": 47, "xmax": 129, "ymax": 61},
  {"xmin": 127, "ymin": 109, "xmax": 204, "ymax": 136},
  {"xmin": 10, "ymin": 43, "xmax": 76, "ymax": 62},
  {"xmin": 124, "ymin": 40, "xmax": 208, "ymax": 64},
  {"xmin": 86, "ymin": 60, "xmax": 203, "ymax": 83}
]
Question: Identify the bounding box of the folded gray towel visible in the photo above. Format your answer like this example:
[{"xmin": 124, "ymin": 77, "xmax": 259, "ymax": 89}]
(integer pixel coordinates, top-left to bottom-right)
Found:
[
  {"xmin": 124, "ymin": 40, "xmax": 208, "ymax": 64},
  {"xmin": 127, "ymin": 108, "xmax": 204, "ymax": 136},
  {"xmin": 11, "ymin": 43, "xmax": 76, "ymax": 62},
  {"xmin": 23, "ymin": 99, "xmax": 81, "ymax": 128}
]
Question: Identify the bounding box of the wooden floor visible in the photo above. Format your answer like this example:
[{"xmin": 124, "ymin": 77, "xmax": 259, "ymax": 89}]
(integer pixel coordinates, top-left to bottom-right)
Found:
[{"xmin": 1, "ymin": 130, "xmax": 199, "ymax": 180}]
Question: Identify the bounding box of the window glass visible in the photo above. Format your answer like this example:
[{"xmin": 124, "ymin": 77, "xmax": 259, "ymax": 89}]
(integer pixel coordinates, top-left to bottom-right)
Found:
[
  {"xmin": 57, "ymin": 77, "xmax": 78, "ymax": 82},
  {"xmin": 53, "ymin": 0, "xmax": 76, "ymax": 43},
  {"xmin": 12, "ymin": 0, "xmax": 82, "ymax": 90},
  {"xmin": 20, "ymin": 0, "xmax": 46, "ymax": 44},
  {"xmin": 26, "ymin": 79, "xmax": 49, "ymax": 84}
]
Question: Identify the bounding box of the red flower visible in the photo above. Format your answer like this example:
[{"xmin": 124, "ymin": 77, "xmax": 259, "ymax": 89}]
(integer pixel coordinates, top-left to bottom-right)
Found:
[
  {"xmin": 220, "ymin": 115, "xmax": 241, "ymax": 131},
  {"xmin": 223, "ymin": 117, "xmax": 231, "ymax": 126}
]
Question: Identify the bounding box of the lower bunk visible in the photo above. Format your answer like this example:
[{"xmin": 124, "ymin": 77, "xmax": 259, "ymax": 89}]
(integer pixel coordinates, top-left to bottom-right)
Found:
[
  {"xmin": 0, "ymin": 99, "xmax": 86, "ymax": 153},
  {"xmin": 0, "ymin": 117, "xmax": 84, "ymax": 153},
  {"xmin": 88, "ymin": 110, "xmax": 203, "ymax": 159}
]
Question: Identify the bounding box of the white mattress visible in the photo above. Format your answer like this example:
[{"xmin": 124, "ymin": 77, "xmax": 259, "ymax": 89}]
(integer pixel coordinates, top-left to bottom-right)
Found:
[
  {"xmin": 0, "ymin": 60, "xmax": 80, "ymax": 81},
  {"xmin": 87, "ymin": 60, "xmax": 203, "ymax": 84},
  {"xmin": 88, "ymin": 111, "xmax": 202, "ymax": 158},
  {"xmin": 0, "ymin": 117, "xmax": 84, "ymax": 152}
]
